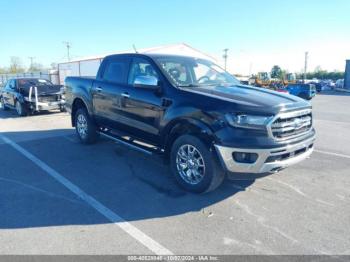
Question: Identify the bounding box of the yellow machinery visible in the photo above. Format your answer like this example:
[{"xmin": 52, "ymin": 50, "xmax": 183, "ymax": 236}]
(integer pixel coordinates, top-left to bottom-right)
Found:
[
  {"xmin": 249, "ymin": 72, "xmax": 271, "ymax": 87},
  {"xmin": 282, "ymin": 73, "xmax": 296, "ymax": 86}
]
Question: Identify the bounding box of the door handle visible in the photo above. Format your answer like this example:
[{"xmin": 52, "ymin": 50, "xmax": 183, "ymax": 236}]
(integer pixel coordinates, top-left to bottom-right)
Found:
[
  {"xmin": 121, "ymin": 92, "xmax": 130, "ymax": 98},
  {"xmin": 95, "ymin": 87, "xmax": 103, "ymax": 92}
]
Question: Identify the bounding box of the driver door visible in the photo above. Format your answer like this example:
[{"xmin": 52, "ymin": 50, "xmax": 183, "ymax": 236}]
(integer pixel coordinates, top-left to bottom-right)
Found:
[{"xmin": 118, "ymin": 57, "xmax": 164, "ymax": 144}]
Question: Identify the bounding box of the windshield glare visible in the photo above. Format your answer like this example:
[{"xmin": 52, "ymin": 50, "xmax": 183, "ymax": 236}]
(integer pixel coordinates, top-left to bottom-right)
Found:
[{"xmin": 154, "ymin": 57, "xmax": 240, "ymax": 88}]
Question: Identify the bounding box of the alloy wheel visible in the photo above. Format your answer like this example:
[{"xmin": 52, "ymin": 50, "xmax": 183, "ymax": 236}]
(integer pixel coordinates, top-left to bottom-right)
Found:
[
  {"xmin": 15, "ymin": 101, "xmax": 22, "ymax": 116},
  {"xmin": 77, "ymin": 114, "xmax": 88, "ymax": 139},
  {"xmin": 176, "ymin": 144, "xmax": 206, "ymax": 185}
]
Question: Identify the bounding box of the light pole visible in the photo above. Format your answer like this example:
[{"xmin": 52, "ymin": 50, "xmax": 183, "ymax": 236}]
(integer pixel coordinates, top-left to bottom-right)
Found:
[
  {"xmin": 304, "ymin": 51, "xmax": 309, "ymax": 83},
  {"xmin": 223, "ymin": 48, "xmax": 229, "ymax": 71},
  {"xmin": 63, "ymin": 41, "xmax": 71, "ymax": 62},
  {"xmin": 28, "ymin": 57, "xmax": 35, "ymax": 71}
]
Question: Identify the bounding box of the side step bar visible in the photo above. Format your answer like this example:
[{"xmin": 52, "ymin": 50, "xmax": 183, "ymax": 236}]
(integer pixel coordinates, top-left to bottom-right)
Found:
[{"xmin": 98, "ymin": 131, "xmax": 162, "ymax": 156}]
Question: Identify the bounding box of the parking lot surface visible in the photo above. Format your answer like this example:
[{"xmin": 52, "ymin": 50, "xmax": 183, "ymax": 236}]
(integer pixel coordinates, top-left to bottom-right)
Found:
[{"xmin": 0, "ymin": 90, "xmax": 349, "ymax": 255}]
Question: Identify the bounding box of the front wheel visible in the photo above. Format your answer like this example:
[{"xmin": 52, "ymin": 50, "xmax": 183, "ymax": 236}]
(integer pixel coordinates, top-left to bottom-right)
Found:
[
  {"xmin": 60, "ymin": 105, "xmax": 66, "ymax": 112},
  {"xmin": 15, "ymin": 100, "xmax": 27, "ymax": 116},
  {"xmin": 75, "ymin": 108, "xmax": 98, "ymax": 144},
  {"xmin": 170, "ymin": 135, "xmax": 225, "ymax": 193}
]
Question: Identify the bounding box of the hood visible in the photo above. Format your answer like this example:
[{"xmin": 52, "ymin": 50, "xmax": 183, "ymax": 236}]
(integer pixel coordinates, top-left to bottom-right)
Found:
[
  {"xmin": 20, "ymin": 85, "xmax": 63, "ymax": 96},
  {"xmin": 188, "ymin": 84, "xmax": 310, "ymax": 114}
]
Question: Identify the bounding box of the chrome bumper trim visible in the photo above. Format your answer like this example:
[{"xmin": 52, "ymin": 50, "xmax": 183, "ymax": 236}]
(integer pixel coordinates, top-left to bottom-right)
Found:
[{"xmin": 214, "ymin": 135, "xmax": 315, "ymax": 174}]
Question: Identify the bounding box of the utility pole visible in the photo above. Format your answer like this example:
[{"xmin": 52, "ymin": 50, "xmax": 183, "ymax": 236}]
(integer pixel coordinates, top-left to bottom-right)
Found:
[
  {"xmin": 223, "ymin": 48, "xmax": 229, "ymax": 71},
  {"xmin": 63, "ymin": 41, "xmax": 71, "ymax": 62},
  {"xmin": 28, "ymin": 57, "xmax": 35, "ymax": 71},
  {"xmin": 304, "ymin": 51, "xmax": 308, "ymax": 83}
]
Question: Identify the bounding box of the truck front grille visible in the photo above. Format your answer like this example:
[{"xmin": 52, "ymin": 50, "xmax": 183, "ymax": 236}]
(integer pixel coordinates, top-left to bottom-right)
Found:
[
  {"xmin": 270, "ymin": 109, "xmax": 312, "ymax": 140},
  {"xmin": 38, "ymin": 95, "xmax": 59, "ymax": 103}
]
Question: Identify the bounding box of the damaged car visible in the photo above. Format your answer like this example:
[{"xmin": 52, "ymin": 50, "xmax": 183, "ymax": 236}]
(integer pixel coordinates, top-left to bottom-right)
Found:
[{"xmin": 0, "ymin": 78, "xmax": 65, "ymax": 116}]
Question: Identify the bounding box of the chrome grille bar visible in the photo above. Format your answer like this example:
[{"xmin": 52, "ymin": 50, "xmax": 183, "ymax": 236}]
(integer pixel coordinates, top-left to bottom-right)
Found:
[{"xmin": 267, "ymin": 109, "xmax": 313, "ymax": 140}]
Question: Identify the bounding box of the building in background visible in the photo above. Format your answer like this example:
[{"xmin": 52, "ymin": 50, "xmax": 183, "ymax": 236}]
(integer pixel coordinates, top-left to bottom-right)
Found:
[
  {"xmin": 345, "ymin": 60, "xmax": 350, "ymax": 89},
  {"xmin": 57, "ymin": 43, "xmax": 217, "ymax": 85}
]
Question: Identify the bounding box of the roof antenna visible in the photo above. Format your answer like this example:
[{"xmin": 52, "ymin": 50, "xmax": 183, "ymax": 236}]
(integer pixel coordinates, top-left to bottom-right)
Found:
[{"xmin": 132, "ymin": 44, "xmax": 138, "ymax": 53}]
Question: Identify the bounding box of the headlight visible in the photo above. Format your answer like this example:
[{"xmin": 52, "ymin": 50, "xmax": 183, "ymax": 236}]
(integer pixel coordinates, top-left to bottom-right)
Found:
[{"xmin": 225, "ymin": 114, "xmax": 273, "ymax": 130}]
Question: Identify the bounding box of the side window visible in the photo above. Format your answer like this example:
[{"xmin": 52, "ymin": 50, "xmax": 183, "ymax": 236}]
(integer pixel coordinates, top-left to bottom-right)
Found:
[
  {"xmin": 103, "ymin": 59, "xmax": 128, "ymax": 84},
  {"xmin": 9, "ymin": 80, "xmax": 15, "ymax": 89},
  {"xmin": 128, "ymin": 58, "xmax": 159, "ymax": 85},
  {"xmin": 159, "ymin": 61, "xmax": 190, "ymax": 85}
]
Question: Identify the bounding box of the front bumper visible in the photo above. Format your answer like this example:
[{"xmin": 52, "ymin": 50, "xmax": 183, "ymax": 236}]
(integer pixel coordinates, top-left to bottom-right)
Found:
[
  {"xmin": 214, "ymin": 135, "xmax": 315, "ymax": 174},
  {"xmin": 26, "ymin": 99, "xmax": 65, "ymax": 111}
]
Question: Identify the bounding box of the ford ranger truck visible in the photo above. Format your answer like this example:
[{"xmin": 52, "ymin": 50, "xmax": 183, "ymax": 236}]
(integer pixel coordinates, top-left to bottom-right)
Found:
[{"xmin": 65, "ymin": 54, "xmax": 315, "ymax": 193}]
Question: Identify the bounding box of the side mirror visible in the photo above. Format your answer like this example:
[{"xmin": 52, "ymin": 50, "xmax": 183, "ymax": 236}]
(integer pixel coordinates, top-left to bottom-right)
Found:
[{"xmin": 133, "ymin": 75, "xmax": 160, "ymax": 90}]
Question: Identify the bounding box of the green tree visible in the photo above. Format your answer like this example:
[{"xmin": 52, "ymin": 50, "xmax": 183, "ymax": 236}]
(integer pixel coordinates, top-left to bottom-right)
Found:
[
  {"xmin": 271, "ymin": 65, "xmax": 282, "ymax": 79},
  {"xmin": 50, "ymin": 63, "xmax": 58, "ymax": 70},
  {"xmin": 28, "ymin": 62, "xmax": 44, "ymax": 72},
  {"xmin": 296, "ymin": 70, "xmax": 344, "ymax": 81},
  {"xmin": 9, "ymin": 56, "xmax": 25, "ymax": 73}
]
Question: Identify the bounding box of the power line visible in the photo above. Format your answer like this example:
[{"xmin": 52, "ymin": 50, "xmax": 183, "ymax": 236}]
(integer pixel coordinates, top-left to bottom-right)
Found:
[{"xmin": 63, "ymin": 41, "xmax": 71, "ymax": 62}]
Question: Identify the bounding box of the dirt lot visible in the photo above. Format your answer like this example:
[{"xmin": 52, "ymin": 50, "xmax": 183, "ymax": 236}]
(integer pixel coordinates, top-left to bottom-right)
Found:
[{"xmin": 0, "ymin": 91, "xmax": 349, "ymax": 255}]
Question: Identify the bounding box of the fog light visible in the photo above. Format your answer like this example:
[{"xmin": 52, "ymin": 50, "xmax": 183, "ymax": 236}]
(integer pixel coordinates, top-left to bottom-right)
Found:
[{"xmin": 233, "ymin": 152, "xmax": 258, "ymax": 164}]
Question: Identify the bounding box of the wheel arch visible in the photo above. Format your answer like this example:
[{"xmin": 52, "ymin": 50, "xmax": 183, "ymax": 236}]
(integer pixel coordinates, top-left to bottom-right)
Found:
[
  {"xmin": 14, "ymin": 94, "xmax": 25, "ymax": 104},
  {"xmin": 163, "ymin": 118, "xmax": 217, "ymax": 160},
  {"xmin": 71, "ymin": 97, "xmax": 90, "ymax": 127}
]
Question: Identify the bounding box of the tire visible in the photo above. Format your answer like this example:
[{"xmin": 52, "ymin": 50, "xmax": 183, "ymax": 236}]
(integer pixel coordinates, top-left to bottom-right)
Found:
[
  {"xmin": 0, "ymin": 97, "xmax": 8, "ymax": 111},
  {"xmin": 170, "ymin": 135, "xmax": 225, "ymax": 193},
  {"xmin": 15, "ymin": 100, "xmax": 27, "ymax": 116},
  {"xmin": 75, "ymin": 108, "xmax": 98, "ymax": 144},
  {"xmin": 60, "ymin": 105, "xmax": 66, "ymax": 112}
]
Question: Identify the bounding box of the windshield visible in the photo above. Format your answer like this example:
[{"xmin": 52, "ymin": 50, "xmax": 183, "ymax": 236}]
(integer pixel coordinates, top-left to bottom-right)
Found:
[
  {"xmin": 154, "ymin": 56, "xmax": 240, "ymax": 88},
  {"xmin": 258, "ymin": 72, "xmax": 270, "ymax": 81},
  {"xmin": 18, "ymin": 78, "xmax": 53, "ymax": 88}
]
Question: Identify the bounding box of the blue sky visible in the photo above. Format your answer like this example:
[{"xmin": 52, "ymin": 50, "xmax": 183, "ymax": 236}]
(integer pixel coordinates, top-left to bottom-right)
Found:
[{"xmin": 1, "ymin": 0, "xmax": 349, "ymax": 74}]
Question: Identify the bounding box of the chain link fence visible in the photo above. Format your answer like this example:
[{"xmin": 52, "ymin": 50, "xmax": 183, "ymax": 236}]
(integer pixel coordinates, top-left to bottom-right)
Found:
[{"xmin": 0, "ymin": 71, "xmax": 60, "ymax": 87}]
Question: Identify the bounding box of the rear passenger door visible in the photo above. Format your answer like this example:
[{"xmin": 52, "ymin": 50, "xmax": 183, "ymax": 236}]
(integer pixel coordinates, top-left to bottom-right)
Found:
[{"xmin": 92, "ymin": 56, "xmax": 130, "ymax": 127}]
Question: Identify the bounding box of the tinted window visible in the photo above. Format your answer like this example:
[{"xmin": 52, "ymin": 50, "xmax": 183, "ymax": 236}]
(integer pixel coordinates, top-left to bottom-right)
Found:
[
  {"xmin": 128, "ymin": 58, "xmax": 159, "ymax": 85},
  {"xmin": 9, "ymin": 80, "xmax": 16, "ymax": 89},
  {"xmin": 103, "ymin": 59, "xmax": 127, "ymax": 84}
]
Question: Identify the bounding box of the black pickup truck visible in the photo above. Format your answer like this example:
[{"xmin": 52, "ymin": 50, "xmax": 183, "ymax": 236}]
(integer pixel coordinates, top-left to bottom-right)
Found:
[
  {"xmin": 0, "ymin": 78, "xmax": 65, "ymax": 116},
  {"xmin": 65, "ymin": 53, "xmax": 315, "ymax": 193}
]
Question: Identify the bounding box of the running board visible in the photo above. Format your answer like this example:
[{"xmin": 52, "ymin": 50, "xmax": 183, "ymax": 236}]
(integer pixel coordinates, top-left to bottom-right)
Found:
[{"xmin": 98, "ymin": 131, "xmax": 162, "ymax": 156}]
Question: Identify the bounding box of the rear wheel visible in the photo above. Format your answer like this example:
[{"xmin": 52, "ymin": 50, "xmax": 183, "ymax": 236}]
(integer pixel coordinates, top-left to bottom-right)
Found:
[
  {"xmin": 0, "ymin": 97, "xmax": 8, "ymax": 111},
  {"xmin": 170, "ymin": 135, "xmax": 225, "ymax": 193},
  {"xmin": 15, "ymin": 100, "xmax": 27, "ymax": 116},
  {"xmin": 75, "ymin": 108, "xmax": 98, "ymax": 144}
]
